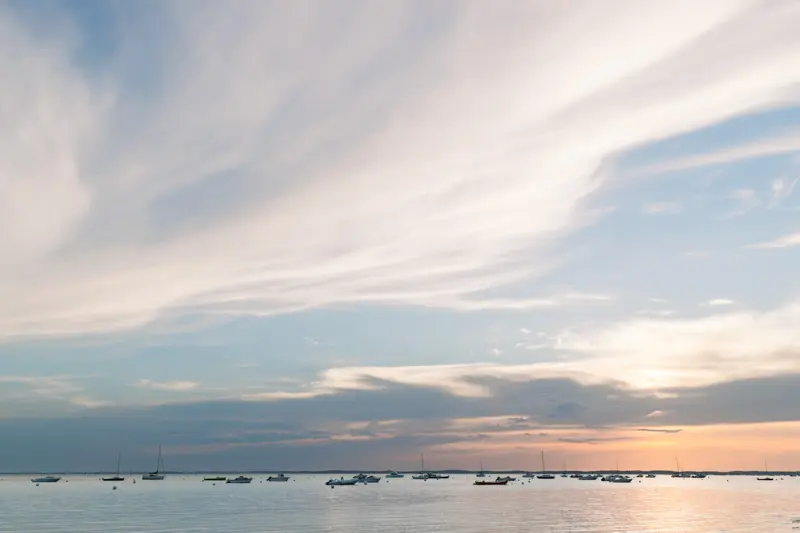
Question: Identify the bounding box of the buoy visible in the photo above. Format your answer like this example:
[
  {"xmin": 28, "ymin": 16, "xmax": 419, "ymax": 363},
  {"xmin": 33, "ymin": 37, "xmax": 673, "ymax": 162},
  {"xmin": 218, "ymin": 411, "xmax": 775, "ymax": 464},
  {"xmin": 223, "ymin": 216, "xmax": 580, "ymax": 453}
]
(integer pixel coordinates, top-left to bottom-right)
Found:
[{"xmin": 113, "ymin": 486, "xmax": 117, "ymax": 490}]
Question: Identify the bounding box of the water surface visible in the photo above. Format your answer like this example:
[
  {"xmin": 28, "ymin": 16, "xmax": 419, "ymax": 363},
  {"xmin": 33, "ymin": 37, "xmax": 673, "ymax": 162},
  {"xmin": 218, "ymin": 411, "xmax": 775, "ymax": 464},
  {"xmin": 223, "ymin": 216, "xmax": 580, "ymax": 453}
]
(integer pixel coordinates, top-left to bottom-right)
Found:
[{"xmin": 0, "ymin": 474, "xmax": 798, "ymax": 532}]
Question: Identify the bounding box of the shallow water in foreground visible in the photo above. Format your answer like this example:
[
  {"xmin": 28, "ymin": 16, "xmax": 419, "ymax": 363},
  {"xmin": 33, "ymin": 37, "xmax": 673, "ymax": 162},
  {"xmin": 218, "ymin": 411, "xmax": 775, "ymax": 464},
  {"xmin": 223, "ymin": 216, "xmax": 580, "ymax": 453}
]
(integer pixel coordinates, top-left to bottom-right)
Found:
[{"xmin": 0, "ymin": 474, "xmax": 798, "ymax": 532}]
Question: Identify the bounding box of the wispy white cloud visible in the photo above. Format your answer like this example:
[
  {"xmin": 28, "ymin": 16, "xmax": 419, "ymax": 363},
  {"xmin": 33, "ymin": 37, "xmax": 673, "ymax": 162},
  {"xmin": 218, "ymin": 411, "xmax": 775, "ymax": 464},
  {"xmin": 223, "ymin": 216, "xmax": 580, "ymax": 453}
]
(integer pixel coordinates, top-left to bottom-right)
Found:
[
  {"xmin": 3, "ymin": 1, "xmax": 800, "ymax": 339},
  {"xmin": 555, "ymin": 301, "xmax": 800, "ymax": 389},
  {"xmin": 636, "ymin": 309, "xmax": 677, "ymax": 317},
  {"xmin": 769, "ymin": 177, "xmax": 798, "ymax": 207},
  {"xmin": 704, "ymin": 298, "xmax": 735, "ymax": 306},
  {"xmin": 642, "ymin": 201, "xmax": 682, "ymax": 215},
  {"xmin": 746, "ymin": 231, "xmax": 800, "ymax": 249},
  {"xmin": 636, "ymin": 130, "xmax": 800, "ymax": 176},
  {"xmin": 0, "ymin": 375, "xmax": 84, "ymax": 399},
  {"xmin": 246, "ymin": 300, "xmax": 800, "ymax": 399},
  {"xmin": 726, "ymin": 188, "xmax": 762, "ymax": 216},
  {"xmin": 69, "ymin": 396, "xmax": 110, "ymax": 409},
  {"xmin": 245, "ymin": 362, "xmax": 604, "ymax": 401},
  {"xmin": 136, "ymin": 379, "xmax": 199, "ymax": 391}
]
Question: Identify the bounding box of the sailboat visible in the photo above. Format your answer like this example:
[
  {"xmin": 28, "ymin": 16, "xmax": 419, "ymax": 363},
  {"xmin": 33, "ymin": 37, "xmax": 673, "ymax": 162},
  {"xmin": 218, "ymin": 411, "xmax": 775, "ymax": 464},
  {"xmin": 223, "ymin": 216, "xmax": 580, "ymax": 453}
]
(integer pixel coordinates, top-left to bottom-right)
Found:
[
  {"xmin": 411, "ymin": 453, "xmax": 449, "ymax": 480},
  {"xmin": 757, "ymin": 460, "xmax": 774, "ymax": 481},
  {"xmin": 102, "ymin": 452, "xmax": 125, "ymax": 481},
  {"xmin": 476, "ymin": 460, "xmax": 486, "ymax": 477},
  {"xmin": 412, "ymin": 454, "xmax": 427, "ymax": 479},
  {"xmin": 537, "ymin": 450, "xmax": 555, "ymax": 479},
  {"xmin": 142, "ymin": 445, "xmax": 166, "ymax": 480}
]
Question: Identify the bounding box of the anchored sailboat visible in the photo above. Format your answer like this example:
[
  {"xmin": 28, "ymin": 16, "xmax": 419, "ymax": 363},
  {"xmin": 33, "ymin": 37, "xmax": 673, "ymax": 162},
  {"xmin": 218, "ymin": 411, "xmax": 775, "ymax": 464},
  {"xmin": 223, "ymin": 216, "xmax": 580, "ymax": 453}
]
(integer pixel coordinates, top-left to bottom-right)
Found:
[
  {"xmin": 537, "ymin": 450, "xmax": 555, "ymax": 479},
  {"xmin": 142, "ymin": 445, "xmax": 166, "ymax": 480},
  {"xmin": 102, "ymin": 452, "xmax": 125, "ymax": 481},
  {"xmin": 757, "ymin": 460, "xmax": 774, "ymax": 481},
  {"xmin": 476, "ymin": 460, "xmax": 486, "ymax": 477}
]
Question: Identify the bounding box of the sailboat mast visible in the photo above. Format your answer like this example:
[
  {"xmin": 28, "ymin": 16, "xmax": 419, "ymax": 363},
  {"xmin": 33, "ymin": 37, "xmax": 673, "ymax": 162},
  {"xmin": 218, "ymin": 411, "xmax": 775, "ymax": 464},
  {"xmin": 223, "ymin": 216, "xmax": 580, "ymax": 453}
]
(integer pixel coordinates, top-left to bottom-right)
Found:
[
  {"xmin": 116, "ymin": 452, "xmax": 121, "ymax": 476},
  {"xmin": 541, "ymin": 450, "xmax": 546, "ymax": 473}
]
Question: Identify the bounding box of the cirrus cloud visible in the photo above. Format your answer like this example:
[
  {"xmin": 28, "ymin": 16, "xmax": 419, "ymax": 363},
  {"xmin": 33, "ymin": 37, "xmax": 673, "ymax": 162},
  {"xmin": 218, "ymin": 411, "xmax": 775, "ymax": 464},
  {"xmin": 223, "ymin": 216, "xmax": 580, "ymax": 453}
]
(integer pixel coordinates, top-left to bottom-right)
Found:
[{"xmin": 1, "ymin": 1, "xmax": 800, "ymax": 340}]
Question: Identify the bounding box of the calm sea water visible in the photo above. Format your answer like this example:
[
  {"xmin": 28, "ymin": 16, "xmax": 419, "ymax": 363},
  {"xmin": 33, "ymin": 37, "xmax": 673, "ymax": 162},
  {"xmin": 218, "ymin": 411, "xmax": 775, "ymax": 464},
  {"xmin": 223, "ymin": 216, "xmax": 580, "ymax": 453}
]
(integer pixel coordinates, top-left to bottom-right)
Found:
[{"xmin": 0, "ymin": 474, "xmax": 798, "ymax": 532}]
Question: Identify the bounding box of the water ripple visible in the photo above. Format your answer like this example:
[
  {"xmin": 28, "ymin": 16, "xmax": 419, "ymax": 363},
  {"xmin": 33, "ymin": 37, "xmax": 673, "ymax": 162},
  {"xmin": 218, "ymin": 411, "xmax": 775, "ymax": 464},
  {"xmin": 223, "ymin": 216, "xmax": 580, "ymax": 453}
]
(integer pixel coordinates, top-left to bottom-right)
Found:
[{"xmin": 0, "ymin": 475, "xmax": 797, "ymax": 532}]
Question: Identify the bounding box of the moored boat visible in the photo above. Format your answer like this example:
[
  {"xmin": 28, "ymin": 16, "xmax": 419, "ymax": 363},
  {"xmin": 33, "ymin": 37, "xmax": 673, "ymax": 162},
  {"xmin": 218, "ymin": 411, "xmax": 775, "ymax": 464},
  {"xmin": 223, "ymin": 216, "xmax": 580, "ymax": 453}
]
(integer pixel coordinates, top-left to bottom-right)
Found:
[
  {"xmin": 142, "ymin": 445, "xmax": 166, "ymax": 480},
  {"xmin": 386, "ymin": 471, "xmax": 404, "ymax": 478},
  {"xmin": 267, "ymin": 473, "xmax": 290, "ymax": 482},
  {"xmin": 537, "ymin": 450, "xmax": 555, "ymax": 479},
  {"xmin": 226, "ymin": 476, "xmax": 253, "ymax": 484},
  {"xmin": 31, "ymin": 476, "xmax": 61, "ymax": 483},
  {"xmin": 475, "ymin": 477, "xmax": 509, "ymax": 486},
  {"xmin": 326, "ymin": 477, "xmax": 358, "ymax": 486},
  {"xmin": 203, "ymin": 476, "xmax": 227, "ymax": 481},
  {"xmin": 102, "ymin": 452, "xmax": 125, "ymax": 482}
]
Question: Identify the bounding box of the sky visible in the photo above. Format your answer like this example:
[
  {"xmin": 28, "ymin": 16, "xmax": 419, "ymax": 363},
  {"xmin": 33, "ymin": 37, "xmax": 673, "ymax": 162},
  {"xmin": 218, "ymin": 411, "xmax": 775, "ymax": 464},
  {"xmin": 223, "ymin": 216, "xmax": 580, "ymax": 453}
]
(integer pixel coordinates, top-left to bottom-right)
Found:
[{"xmin": 1, "ymin": 0, "xmax": 799, "ymax": 473}]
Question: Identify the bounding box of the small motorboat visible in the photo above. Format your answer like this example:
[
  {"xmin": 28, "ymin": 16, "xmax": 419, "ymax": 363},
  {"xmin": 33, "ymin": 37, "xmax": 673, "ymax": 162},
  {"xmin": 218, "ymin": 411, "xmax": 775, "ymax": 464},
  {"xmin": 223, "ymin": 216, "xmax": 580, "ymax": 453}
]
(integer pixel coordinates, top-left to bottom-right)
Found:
[
  {"xmin": 612, "ymin": 477, "xmax": 633, "ymax": 484},
  {"xmin": 522, "ymin": 472, "xmax": 536, "ymax": 478},
  {"xmin": 496, "ymin": 476, "xmax": 516, "ymax": 482},
  {"xmin": 757, "ymin": 477, "xmax": 774, "ymax": 481},
  {"xmin": 606, "ymin": 475, "xmax": 633, "ymax": 483},
  {"xmin": 646, "ymin": 474, "xmax": 656, "ymax": 478},
  {"xmin": 475, "ymin": 477, "xmax": 509, "ymax": 486},
  {"xmin": 203, "ymin": 476, "xmax": 227, "ymax": 482},
  {"xmin": 31, "ymin": 476, "xmax": 61, "ymax": 483},
  {"xmin": 537, "ymin": 474, "xmax": 555, "ymax": 479},
  {"xmin": 386, "ymin": 471, "xmax": 404, "ymax": 478},
  {"xmin": 226, "ymin": 476, "xmax": 253, "ymax": 484},
  {"xmin": 267, "ymin": 473, "xmax": 290, "ymax": 482},
  {"xmin": 326, "ymin": 477, "xmax": 358, "ymax": 486}
]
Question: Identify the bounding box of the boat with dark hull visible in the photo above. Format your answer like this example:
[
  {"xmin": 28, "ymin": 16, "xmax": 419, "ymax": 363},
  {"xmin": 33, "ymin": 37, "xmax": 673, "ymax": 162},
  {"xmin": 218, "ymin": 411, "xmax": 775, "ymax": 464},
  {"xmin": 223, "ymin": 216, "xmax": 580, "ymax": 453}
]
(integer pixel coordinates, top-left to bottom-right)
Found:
[
  {"xmin": 226, "ymin": 476, "xmax": 253, "ymax": 484},
  {"xmin": 102, "ymin": 452, "xmax": 125, "ymax": 482},
  {"xmin": 31, "ymin": 476, "xmax": 61, "ymax": 483},
  {"xmin": 142, "ymin": 445, "xmax": 166, "ymax": 480},
  {"xmin": 475, "ymin": 477, "xmax": 509, "ymax": 486}
]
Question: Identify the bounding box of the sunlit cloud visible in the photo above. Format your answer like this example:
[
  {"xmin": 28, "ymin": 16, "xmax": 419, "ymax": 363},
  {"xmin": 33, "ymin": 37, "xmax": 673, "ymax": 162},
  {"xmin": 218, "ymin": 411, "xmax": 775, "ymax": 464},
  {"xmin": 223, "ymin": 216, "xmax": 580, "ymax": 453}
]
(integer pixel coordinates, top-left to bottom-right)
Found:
[
  {"xmin": 2, "ymin": 1, "xmax": 800, "ymax": 339},
  {"xmin": 704, "ymin": 298, "xmax": 735, "ymax": 306},
  {"xmin": 642, "ymin": 201, "xmax": 682, "ymax": 215},
  {"xmin": 136, "ymin": 379, "xmax": 199, "ymax": 391},
  {"xmin": 746, "ymin": 231, "xmax": 800, "ymax": 249},
  {"xmin": 69, "ymin": 396, "xmax": 110, "ymax": 409},
  {"xmin": 635, "ymin": 129, "xmax": 800, "ymax": 176},
  {"xmin": 555, "ymin": 302, "xmax": 800, "ymax": 388}
]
